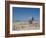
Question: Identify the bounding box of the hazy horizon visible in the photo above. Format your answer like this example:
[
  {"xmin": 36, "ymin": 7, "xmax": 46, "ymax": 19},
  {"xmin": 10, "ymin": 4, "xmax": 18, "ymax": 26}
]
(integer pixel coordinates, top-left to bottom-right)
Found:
[{"xmin": 12, "ymin": 7, "xmax": 40, "ymax": 22}]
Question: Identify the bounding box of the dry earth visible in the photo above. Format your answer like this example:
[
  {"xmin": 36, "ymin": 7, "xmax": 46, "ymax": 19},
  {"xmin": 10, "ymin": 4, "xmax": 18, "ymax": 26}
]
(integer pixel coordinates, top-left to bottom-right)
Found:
[{"xmin": 13, "ymin": 21, "xmax": 40, "ymax": 31}]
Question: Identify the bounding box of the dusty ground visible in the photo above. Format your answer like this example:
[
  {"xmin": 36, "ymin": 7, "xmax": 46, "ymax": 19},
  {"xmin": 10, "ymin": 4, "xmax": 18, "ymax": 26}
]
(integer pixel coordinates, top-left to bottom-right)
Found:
[{"xmin": 13, "ymin": 21, "xmax": 40, "ymax": 31}]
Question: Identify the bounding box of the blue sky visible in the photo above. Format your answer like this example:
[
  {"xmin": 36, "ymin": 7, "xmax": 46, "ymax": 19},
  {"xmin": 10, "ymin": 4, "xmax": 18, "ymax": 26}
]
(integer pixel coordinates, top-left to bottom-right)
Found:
[{"xmin": 12, "ymin": 7, "xmax": 40, "ymax": 22}]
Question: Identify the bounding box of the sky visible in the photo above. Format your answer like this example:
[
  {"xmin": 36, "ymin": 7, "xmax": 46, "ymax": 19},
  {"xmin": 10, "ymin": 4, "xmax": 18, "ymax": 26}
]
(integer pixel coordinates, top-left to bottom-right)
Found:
[{"xmin": 12, "ymin": 7, "xmax": 40, "ymax": 22}]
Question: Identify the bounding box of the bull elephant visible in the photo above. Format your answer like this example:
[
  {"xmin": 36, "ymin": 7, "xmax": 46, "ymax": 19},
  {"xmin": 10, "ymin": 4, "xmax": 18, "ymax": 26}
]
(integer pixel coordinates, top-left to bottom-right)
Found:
[{"xmin": 29, "ymin": 17, "xmax": 34, "ymax": 24}]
